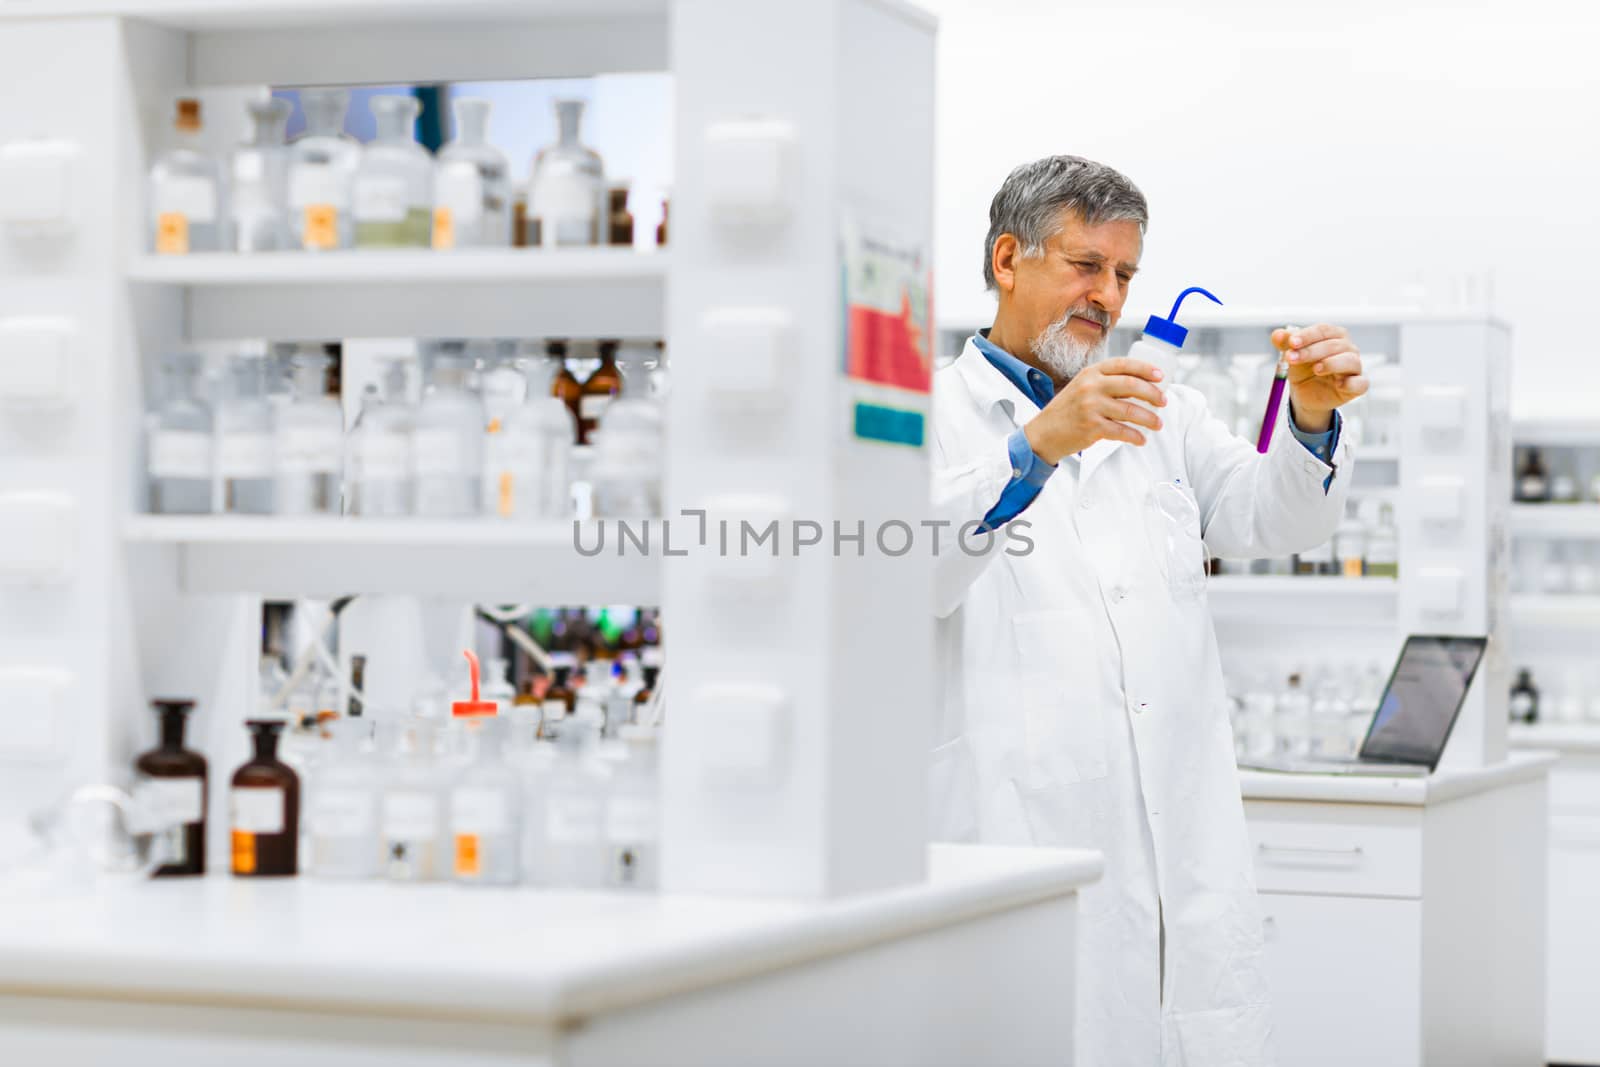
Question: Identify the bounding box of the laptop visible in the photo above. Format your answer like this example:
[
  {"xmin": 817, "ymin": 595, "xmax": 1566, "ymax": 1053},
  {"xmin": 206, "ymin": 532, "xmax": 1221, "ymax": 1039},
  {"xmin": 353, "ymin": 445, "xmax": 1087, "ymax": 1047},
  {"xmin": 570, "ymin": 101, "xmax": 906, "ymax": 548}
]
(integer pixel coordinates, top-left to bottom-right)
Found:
[{"xmin": 1239, "ymin": 634, "xmax": 1489, "ymax": 777}]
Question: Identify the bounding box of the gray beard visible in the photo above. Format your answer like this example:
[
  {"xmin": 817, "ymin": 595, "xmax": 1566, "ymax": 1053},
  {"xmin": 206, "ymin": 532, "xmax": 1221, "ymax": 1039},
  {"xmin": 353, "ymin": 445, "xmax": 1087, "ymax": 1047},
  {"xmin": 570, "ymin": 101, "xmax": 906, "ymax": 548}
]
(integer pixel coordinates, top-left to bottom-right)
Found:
[{"xmin": 1031, "ymin": 311, "xmax": 1110, "ymax": 381}]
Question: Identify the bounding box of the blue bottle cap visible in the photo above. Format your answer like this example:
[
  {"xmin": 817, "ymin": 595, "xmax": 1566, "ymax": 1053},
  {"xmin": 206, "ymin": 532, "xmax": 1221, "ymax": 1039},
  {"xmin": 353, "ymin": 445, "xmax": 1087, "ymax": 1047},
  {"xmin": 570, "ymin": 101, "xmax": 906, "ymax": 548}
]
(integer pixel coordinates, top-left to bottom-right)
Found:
[{"xmin": 1143, "ymin": 286, "xmax": 1224, "ymax": 348}]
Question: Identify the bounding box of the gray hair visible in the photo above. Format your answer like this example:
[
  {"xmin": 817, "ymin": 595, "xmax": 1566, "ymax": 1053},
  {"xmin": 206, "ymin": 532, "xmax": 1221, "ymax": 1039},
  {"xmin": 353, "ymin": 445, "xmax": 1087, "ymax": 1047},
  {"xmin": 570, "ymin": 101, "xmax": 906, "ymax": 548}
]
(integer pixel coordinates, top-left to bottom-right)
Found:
[{"xmin": 983, "ymin": 155, "xmax": 1148, "ymax": 291}]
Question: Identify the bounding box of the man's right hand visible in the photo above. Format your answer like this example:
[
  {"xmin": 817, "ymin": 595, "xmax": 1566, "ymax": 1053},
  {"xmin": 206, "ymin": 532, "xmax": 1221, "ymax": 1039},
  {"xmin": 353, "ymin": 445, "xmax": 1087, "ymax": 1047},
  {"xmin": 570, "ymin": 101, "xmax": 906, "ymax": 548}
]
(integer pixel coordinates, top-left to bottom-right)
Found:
[{"xmin": 1022, "ymin": 358, "xmax": 1167, "ymax": 464}]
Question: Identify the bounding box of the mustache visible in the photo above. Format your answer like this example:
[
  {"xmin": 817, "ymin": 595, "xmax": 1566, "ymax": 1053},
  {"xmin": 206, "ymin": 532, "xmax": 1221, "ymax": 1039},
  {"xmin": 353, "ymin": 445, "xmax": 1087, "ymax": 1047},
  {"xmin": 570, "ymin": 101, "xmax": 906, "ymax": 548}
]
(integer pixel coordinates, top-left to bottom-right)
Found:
[{"xmin": 1059, "ymin": 304, "xmax": 1111, "ymax": 329}]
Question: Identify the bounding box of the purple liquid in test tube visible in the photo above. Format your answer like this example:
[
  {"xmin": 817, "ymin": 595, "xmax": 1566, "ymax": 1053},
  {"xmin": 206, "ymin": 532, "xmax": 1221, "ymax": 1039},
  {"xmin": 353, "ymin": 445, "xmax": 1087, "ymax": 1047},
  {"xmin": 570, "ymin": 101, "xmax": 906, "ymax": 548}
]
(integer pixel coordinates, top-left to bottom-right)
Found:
[{"xmin": 1256, "ymin": 358, "xmax": 1289, "ymax": 454}]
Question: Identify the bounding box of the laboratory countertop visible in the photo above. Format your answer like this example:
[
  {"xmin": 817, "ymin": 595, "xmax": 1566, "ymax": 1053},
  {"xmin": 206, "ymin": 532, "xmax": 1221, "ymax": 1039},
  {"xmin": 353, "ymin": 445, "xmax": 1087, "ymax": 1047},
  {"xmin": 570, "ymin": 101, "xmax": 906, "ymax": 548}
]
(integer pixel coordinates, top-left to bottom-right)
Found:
[
  {"xmin": 1238, "ymin": 750, "xmax": 1558, "ymax": 806},
  {"xmin": 1508, "ymin": 723, "xmax": 1600, "ymax": 755},
  {"xmin": 0, "ymin": 843, "xmax": 1101, "ymax": 1025}
]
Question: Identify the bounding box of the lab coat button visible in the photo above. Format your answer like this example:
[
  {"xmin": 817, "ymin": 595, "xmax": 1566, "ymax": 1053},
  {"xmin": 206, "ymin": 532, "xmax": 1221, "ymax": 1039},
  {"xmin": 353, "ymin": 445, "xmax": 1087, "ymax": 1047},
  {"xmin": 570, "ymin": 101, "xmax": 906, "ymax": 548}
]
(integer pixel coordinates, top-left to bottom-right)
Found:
[
  {"xmin": 1303, "ymin": 459, "xmax": 1321, "ymax": 475},
  {"xmin": 1111, "ymin": 585, "xmax": 1127, "ymax": 603},
  {"xmin": 1079, "ymin": 496, "xmax": 1094, "ymax": 510},
  {"xmin": 1012, "ymin": 467, "xmax": 1023, "ymax": 478}
]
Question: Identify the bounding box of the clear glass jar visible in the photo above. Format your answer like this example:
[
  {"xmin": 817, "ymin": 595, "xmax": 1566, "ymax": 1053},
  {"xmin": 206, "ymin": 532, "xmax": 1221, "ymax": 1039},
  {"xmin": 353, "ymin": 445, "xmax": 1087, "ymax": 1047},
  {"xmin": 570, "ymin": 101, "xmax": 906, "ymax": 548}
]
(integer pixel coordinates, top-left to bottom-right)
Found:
[
  {"xmin": 449, "ymin": 716, "xmax": 521, "ymax": 886},
  {"xmin": 230, "ymin": 97, "xmax": 292, "ymax": 253},
  {"xmin": 307, "ymin": 718, "xmax": 380, "ymax": 880},
  {"xmin": 590, "ymin": 344, "xmax": 663, "ymax": 518},
  {"xmin": 346, "ymin": 359, "xmax": 415, "ymax": 517},
  {"xmin": 287, "ymin": 88, "xmax": 359, "ymax": 251},
  {"xmin": 381, "ymin": 719, "xmax": 448, "ymax": 883},
  {"xmin": 485, "ymin": 357, "xmax": 576, "ymax": 520},
  {"xmin": 414, "ymin": 346, "xmax": 485, "ymax": 517},
  {"xmin": 527, "ymin": 98, "xmax": 604, "ymax": 248},
  {"xmin": 217, "ymin": 348, "xmax": 275, "ymax": 514},
  {"xmin": 605, "ymin": 726, "xmax": 660, "ymax": 890},
  {"xmin": 354, "ymin": 94, "xmax": 433, "ymax": 248},
  {"xmin": 273, "ymin": 347, "xmax": 343, "ymax": 516},
  {"xmin": 433, "ymin": 97, "xmax": 512, "ymax": 249},
  {"xmin": 1275, "ymin": 672, "xmax": 1312, "ymax": 758},
  {"xmin": 146, "ymin": 351, "xmax": 214, "ymax": 514},
  {"xmin": 149, "ymin": 99, "xmax": 227, "ymax": 254}
]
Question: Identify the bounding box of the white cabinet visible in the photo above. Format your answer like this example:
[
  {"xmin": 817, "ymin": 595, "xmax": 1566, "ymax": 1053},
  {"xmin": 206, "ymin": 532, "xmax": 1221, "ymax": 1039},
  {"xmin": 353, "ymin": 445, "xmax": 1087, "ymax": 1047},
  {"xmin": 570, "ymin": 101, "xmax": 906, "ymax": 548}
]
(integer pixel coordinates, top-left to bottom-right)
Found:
[{"xmin": 1258, "ymin": 893, "xmax": 1422, "ymax": 1067}]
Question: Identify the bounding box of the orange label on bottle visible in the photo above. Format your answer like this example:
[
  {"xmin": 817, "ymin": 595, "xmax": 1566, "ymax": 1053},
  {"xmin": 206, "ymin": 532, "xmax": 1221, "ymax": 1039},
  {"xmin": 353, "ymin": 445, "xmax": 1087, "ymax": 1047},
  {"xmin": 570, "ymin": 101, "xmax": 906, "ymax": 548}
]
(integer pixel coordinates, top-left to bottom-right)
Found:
[
  {"xmin": 232, "ymin": 831, "xmax": 257, "ymax": 875},
  {"xmin": 156, "ymin": 212, "xmax": 190, "ymax": 255},
  {"xmin": 432, "ymin": 206, "xmax": 455, "ymax": 250},
  {"xmin": 497, "ymin": 471, "xmax": 515, "ymax": 518},
  {"xmin": 455, "ymin": 833, "xmax": 481, "ymax": 877},
  {"xmin": 303, "ymin": 204, "xmax": 338, "ymax": 250}
]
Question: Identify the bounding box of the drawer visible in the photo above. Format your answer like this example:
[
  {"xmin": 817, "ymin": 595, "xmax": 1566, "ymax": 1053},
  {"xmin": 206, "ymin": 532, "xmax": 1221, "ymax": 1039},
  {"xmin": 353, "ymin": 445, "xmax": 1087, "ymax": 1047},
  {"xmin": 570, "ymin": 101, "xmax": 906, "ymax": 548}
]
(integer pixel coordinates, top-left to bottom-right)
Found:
[
  {"xmin": 1245, "ymin": 801, "xmax": 1422, "ymax": 898},
  {"xmin": 1549, "ymin": 756, "xmax": 1600, "ymax": 815}
]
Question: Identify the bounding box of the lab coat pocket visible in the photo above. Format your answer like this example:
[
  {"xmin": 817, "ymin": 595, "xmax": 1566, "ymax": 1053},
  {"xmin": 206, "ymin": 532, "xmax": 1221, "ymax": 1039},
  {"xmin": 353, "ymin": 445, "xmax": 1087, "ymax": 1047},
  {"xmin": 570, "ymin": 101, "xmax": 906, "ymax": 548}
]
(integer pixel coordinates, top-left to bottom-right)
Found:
[
  {"xmin": 1146, "ymin": 480, "xmax": 1207, "ymax": 602},
  {"xmin": 928, "ymin": 736, "xmax": 979, "ymax": 842},
  {"xmin": 1012, "ymin": 609, "xmax": 1109, "ymax": 786}
]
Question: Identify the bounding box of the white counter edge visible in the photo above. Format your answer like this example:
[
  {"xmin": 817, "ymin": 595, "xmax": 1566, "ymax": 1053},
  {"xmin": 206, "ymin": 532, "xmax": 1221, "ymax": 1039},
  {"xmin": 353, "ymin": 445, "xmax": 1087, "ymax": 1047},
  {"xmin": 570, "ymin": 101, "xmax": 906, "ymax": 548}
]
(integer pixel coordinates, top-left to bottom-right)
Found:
[
  {"xmin": 1238, "ymin": 751, "xmax": 1558, "ymax": 806},
  {"xmin": 0, "ymin": 844, "xmax": 1102, "ymax": 1026}
]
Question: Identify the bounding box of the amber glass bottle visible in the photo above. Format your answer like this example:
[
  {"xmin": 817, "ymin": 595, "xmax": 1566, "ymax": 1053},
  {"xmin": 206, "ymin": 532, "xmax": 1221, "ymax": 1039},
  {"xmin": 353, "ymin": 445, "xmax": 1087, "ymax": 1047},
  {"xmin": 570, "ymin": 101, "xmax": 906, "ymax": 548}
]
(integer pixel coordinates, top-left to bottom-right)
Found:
[
  {"xmin": 578, "ymin": 340, "xmax": 623, "ymax": 444},
  {"xmin": 547, "ymin": 339, "xmax": 582, "ymax": 435},
  {"xmin": 633, "ymin": 665, "xmax": 660, "ymax": 712},
  {"xmin": 135, "ymin": 698, "xmax": 208, "ymax": 877},
  {"xmin": 231, "ymin": 719, "xmax": 300, "ymax": 877}
]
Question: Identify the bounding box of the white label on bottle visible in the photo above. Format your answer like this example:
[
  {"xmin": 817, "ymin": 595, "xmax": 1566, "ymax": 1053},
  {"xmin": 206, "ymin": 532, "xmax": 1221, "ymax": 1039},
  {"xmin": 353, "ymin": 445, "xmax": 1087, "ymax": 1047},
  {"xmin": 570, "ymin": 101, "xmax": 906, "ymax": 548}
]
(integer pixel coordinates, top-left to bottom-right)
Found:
[
  {"xmin": 354, "ymin": 176, "xmax": 409, "ymax": 223},
  {"xmin": 149, "ymin": 430, "xmax": 212, "ymax": 479},
  {"xmin": 352, "ymin": 434, "xmax": 411, "ymax": 481},
  {"xmin": 437, "ymin": 162, "xmax": 485, "ymax": 224},
  {"xmin": 605, "ymin": 794, "xmax": 658, "ymax": 844},
  {"xmin": 154, "ymin": 177, "xmax": 218, "ymax": 224},
  {"xmin": 276, "ymin": 426, "xmax": 341, "ymax": 475},
  {"xmin": 135, "ymin": 776, "xmax": 204, "ymax": 826},
  {"xmin": 451, "ymin": 787, "xmax": 511, "ymax": 836},
  {"xmin": 310, "ymin": 788, "xmax": 376, "ymax": 838},
  {"xmin": 530, "ymin": 178, "xmax": 597, "ymax": 245},
  {"xmin": 289, "ymin": 166, "xmax": 344, "ymax": 209},
  {"xmin": 233, "ymin": 153, "xmax": 265, "ymax": 185},
  {"xmin": 231, "ymin": 787, "xmax": 285, "ymax": 834},
  {"xmin": 382, "ymin": 791, "xmax": 440, "ymax": 841},
  {"xmin": 1510, "ymin": 693, "xmax": 1535, "ymax": 719},
  {"xmin": 413, "ymin": 428, "xmax": 467, "ymax": 477},
  {"xmin": 546, "ymin": 792, "xmax": 601, "ymax": 844},
  {"xmin": 580, "ymin": 395, "xmax": 612, "ymax": 421},
  {"xmin": 218, "ymin": 431, "xmax": 273, "ymax": 478}
]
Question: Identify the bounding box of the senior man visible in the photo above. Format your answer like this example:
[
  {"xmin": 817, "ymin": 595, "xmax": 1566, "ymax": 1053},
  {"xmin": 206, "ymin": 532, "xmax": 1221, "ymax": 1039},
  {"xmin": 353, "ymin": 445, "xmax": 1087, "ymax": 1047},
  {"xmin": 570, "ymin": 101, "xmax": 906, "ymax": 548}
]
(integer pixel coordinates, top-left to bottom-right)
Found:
[{"xmin": 929, "ymin": 156, "xmax": 1366, "ymax": 1066}]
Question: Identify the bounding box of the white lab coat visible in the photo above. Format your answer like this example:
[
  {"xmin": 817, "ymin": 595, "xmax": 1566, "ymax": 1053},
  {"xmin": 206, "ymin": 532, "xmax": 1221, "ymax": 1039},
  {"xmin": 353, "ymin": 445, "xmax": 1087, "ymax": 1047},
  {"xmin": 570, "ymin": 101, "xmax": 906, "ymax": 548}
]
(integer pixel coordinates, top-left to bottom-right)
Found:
[{"xmin": 929, "ymin": 338, "xmax": 1351, "ymax": 1067}]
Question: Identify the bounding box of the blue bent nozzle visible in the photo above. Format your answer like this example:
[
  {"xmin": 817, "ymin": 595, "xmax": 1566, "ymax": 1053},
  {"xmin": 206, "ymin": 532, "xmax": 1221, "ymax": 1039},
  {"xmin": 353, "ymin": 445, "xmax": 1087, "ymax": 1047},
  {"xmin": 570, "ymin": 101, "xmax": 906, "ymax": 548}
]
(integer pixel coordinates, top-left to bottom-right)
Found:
[{"xmin": 1143, "ymin": 286, "xmax": 1224, "ymax": 349}]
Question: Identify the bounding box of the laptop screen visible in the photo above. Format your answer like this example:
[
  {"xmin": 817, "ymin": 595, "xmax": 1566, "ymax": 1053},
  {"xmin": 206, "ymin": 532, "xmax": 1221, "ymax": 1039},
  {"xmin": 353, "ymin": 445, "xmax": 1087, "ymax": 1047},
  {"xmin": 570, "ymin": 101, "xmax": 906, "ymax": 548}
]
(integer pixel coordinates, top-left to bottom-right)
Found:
[{"xmin": 1359, "ymin": 635, "xmax": 1489, "ymax": 769}]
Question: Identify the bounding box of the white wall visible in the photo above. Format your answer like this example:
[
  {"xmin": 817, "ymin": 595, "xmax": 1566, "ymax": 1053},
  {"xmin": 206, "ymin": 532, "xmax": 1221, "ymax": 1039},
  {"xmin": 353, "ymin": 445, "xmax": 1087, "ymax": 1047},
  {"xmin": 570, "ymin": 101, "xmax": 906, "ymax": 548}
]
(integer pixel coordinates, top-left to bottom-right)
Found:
[{"xmin": 924, "ymin": 0, "xmax": 1600, "ymax": 417}]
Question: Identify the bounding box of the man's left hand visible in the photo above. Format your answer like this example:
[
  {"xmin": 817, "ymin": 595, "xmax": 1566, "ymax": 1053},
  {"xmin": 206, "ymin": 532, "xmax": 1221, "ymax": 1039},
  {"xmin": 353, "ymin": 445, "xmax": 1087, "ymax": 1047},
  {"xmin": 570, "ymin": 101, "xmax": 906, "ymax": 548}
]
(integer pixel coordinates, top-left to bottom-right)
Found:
[{"xmin": 1270, "ymin": 323, "xmax": 1367, "ymax": 434}]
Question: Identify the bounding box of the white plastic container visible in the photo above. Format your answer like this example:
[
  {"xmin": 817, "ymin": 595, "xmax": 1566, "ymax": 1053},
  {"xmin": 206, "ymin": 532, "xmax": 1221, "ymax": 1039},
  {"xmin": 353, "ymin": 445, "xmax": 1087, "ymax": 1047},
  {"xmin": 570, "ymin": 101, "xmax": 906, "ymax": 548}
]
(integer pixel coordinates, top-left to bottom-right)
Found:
[{"xmin": 1125, "ymin": 286, "xmax": 1223, "ymax": 423}]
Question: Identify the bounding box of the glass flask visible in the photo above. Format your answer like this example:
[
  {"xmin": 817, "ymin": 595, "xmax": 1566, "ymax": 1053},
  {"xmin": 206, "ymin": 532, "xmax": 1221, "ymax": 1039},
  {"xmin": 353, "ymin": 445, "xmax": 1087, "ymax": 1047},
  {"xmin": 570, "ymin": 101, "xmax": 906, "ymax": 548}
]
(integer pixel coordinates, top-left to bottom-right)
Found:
[
  {"xmin": 433, "ymin": 97, "xmax": 511, "ymax": 249},
  {"xmin": 354, "ymin": 94, "xmax": 433, "ymax": 248},
  {"xmin": 287, "ymin": 88, "xmax": 359, "ymax": 251},
  {"xmin": 526, "ymin": 98, "xmax": 603, "ymax": 248},
  {"xmin": 485, "ymin": 357, "xmax": 576, "ymax": 520},
  {"xmin": 217, "ymin": 348, "xmax": 275, "ymax": 515},
  {"xmin": 346, "ymin": 359, "xmax": 415, "ymax": 517},
  {"xmin": 605, "ymin": 725, "xmax": 660, "ymax": 890},
  {"xmin": 133, "ymin": 698, "xmax": 208, "ymax": 878},
  {"xmin": 590, "ymin": 344, "xmax": 663, "ymax": 518},
  {"xmin": 414, "ymin": 345, "xmax": 485, "ymax": 518},
  {"xmin": 149, "ymin": 98, "xmax": 227, "ymax": 254},
  {"xmin": 230, "ymin": 96, "xmax": 292, "ymax": 253},
  {"xmin": 381, "ymin": 719, "xmax": 448, "ymax": 883},
  {"xmin": 449, "ymin": 715, "xmax": 521, "ymax": 886},
  {"xmin": 230, "ymin": 720, "xmax": 300, "ymax": 877},
  {"xmin": 307, "ymin": 717, "xmax": 380, "ymax": 880},
  {"xmin": 146, "ymin": 351, "xmax": 214, "ymax": 515},
  {"xmin": 273, "ymin": 347, "xmax": 343, "ymax": 516}
]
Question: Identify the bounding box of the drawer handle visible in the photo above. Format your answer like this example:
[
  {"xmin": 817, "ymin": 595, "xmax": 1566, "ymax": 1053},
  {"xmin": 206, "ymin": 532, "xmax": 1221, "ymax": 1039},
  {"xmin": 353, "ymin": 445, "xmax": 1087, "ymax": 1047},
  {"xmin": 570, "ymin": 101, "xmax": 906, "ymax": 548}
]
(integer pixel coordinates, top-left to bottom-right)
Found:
[{"xmin": 1257, "ymin": 843, "xmax": 1365, "ymax": 860}]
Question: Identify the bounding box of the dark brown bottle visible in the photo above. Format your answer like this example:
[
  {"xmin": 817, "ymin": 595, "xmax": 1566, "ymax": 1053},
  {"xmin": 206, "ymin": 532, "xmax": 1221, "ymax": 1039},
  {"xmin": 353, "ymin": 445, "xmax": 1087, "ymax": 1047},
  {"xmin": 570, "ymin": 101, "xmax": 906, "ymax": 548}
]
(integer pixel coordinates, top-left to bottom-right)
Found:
[
  {"xmin": 655, "ymin": 199, "xmax": 668, "ymax": 246},
  {"xmin": 607, "ymin": 186, "xmax": 634, "ymax": 246},
  {"xmin": 578, "ymin": 341, "xmax": 623, "ymax": 444},
  {"xmin": 230, "ymin": 719, "xmax": 300, "ymax": 877},
  {"xmin": 135, "ymin": 699, "xmax": 208, "ymax": 878},
  {"xmin": 541, "ymin": 665, "xmax": 577, "ymax": 734},
  {"xmin": 633, "ymin": 665, "xmax": 661, "ymax": 711},
  {"xmin": 548, "ymin": 340, "xmax": 582, "ymax": 435}
]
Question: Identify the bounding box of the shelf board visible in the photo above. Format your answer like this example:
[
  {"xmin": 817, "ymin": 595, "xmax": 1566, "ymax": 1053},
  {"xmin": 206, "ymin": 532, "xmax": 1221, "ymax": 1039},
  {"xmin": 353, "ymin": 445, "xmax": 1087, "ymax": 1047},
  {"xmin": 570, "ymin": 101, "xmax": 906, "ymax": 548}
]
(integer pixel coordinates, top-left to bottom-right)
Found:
[
  {"xmin": 123, "ymin": 516, "xmax": 661, "ymax": 602},
  {"xmin": 1508, "ymin": 723, "xmax": 1600, "ymax": 754},
  {"xmin": 128, "ymin": 249, "xmax": 668, "ymax": 341},
  {"xmin": 0, "ymin": 0, "xmax": 666, "ymax": 29},
  {"xmin": 1354, "ymin": 446, "xmax": 1402, "ymax": 463},
  {"xmin": 1508, "ymin": 594, "xmax": 1600, "ymax": 629},
  {"xmin": 1513, "ymin": 418, "xmax": 1600, "ymax": 447},
  {"xmin": 1206, "ymin": 574, "xmax": 1399, "ymax": 624},
  {"xmin": 1509, "ymin": 503, "xmax": 1600, "ymax": 539}
]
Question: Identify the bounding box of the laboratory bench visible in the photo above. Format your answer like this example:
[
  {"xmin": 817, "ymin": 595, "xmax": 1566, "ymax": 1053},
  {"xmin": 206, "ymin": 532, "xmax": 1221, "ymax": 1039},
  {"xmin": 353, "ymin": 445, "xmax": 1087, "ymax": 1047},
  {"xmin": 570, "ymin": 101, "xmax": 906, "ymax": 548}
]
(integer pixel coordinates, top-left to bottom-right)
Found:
[
  {"xmin": 1238, "ymin": 752, "xmax": 1553, "ymax": 1067},
  {"xmin": 0, "ymin": 843, "xmax": 1099, "ymax": 1067},
  {"xmin": 1511, "ymin": 726, "xmax": 1600, "ymax": 1066}
]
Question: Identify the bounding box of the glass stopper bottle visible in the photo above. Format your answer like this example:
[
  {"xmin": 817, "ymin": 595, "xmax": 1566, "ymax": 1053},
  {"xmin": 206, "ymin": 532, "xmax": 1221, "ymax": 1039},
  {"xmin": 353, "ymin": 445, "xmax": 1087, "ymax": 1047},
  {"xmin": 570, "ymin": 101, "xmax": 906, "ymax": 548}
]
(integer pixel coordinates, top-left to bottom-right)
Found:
[
  {"xmin": 231, "ymin": 96, "xmax": 293, "ymax": 253},
  {"xmin": 149, "ymin": 98, "xmax": 227, "ymax": 255},
  {"xmin": 381, "ymin": 719, "xmax": 448, "ymax": 883},
  {"xmin": 217, "ymin": 347, "xmax": 275, "ymax": 514},
  {"xmin": 134, "ymin": 698, "xmax": 208, "ymax": 877},
  {"xmin": 485, "ymin": 355, "xmax": 576, "ymax": 520},
  {"xmin": 578, "ymin": 340, "xmax": 623, "ymax": 444},
  {"xmin": 526, "ymin": 98, "xmax": 604, "ymax": 248},
  {"xmin": 273, "ymin": 346, "xmax": 344, "ymax": 516},
  {"xmin": 288, "ymin": 88, "xmax": 359, "ymax": 251},
  {"xmin": 590, "ymin": 342, "xmax": 663, "ymax": 518},
  {"xmin": 146, "ymin": 351, "xmax": 214, "ymax": 515},
  {"xmin": 347, "ymin": 358, "xmax": 415, "ymax": 517},
  {"xmin": 606, "ymin": 725, "xmax": 660, "ymax": 890},
  {"xmin": 230, "ymin": 719, "xmax": 300, "ymax": 877},
  {"xmin": 413, "ymin": 344, "xmax": 485, "ymax": 518},
  {"xmin": 354, "ymin": 94, "xmax": 433, "ymax": 249},
  {"xmin": 433, "ymin": 97, "xmax": 511, "ymax": 250},
  {"xmin": 307, "ymin": 717, "xmax": 380, "ymax": 880}
]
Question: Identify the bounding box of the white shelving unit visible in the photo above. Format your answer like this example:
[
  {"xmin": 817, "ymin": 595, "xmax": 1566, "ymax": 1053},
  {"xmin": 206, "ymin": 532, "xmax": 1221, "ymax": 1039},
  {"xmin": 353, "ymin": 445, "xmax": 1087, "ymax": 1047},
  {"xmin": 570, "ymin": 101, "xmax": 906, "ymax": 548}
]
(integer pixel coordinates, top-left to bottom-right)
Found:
[
  {"xmin": 1510, "ymin": 502, "xmax": 1600, "ymax": 539},
  {"xmin": 1205, "ymin": 575, "xmax": 1399, "ymax": 624}
]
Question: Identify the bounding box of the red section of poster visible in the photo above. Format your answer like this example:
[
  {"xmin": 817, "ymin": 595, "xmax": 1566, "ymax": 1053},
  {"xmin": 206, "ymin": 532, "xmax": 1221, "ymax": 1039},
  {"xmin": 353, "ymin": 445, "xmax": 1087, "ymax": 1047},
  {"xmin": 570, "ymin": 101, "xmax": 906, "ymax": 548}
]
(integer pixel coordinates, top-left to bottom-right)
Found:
[{"xmin": 846, "ymin": 284, "xmax": 932, "ymax": 394}]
